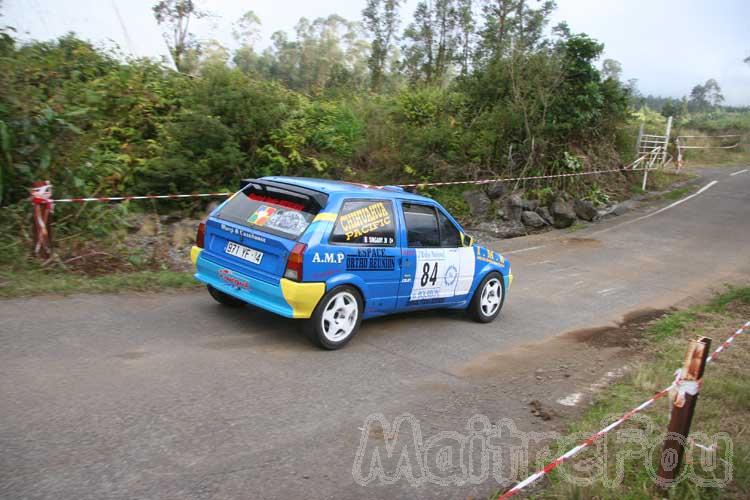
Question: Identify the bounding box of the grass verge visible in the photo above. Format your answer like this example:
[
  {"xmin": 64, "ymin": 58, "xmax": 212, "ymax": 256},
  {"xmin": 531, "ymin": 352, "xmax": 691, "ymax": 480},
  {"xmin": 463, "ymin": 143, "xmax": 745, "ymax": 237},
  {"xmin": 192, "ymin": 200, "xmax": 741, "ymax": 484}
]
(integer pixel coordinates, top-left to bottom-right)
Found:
[
  {"xmin": 0, "ymin": 269, "xmax": 200, "ymax": 298},
  {"xmin": 529, "ymin": 286, "xmax": 750, "ymax": 499}
]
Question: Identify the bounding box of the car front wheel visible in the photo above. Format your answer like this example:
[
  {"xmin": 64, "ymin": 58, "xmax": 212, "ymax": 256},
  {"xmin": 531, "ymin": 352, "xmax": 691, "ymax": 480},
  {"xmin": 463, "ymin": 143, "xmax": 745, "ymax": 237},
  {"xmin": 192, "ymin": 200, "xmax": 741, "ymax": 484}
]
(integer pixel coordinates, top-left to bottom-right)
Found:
[
  {"xmin": 468, "ymin": 272, "xmax": 504, "ymax": 323},
  {"xmin": 309, "ymin": 285, "xmax": 363, "ymax": 350}
]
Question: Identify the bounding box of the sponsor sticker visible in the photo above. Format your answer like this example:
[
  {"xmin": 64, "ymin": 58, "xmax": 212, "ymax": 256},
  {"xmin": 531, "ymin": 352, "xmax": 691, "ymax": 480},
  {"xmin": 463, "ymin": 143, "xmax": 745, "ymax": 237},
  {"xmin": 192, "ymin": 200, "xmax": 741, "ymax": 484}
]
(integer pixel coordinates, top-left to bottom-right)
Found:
[
  {"xmin": 247, "ymin": 205, "xmax": 277, "ymax": 226},
  {"xmin": 346, "ymin": 248, "xmax": 395, "ymax": 271},
  {"xmin": 218, "ymin": 269, "xmax": 250, "ymax": 290}
]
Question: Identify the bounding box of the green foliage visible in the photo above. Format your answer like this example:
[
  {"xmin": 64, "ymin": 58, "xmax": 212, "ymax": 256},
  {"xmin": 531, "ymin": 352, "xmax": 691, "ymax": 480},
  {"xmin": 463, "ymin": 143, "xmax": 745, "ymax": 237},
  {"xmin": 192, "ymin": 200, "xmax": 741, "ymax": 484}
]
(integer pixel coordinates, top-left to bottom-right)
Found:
[
  {"xmin": 583, "ymin": 184, "xmax": 610, "ymax": 206},
  {"xmin": 0, "ymin": 12, "xmax": 632, "ymax": 219}
]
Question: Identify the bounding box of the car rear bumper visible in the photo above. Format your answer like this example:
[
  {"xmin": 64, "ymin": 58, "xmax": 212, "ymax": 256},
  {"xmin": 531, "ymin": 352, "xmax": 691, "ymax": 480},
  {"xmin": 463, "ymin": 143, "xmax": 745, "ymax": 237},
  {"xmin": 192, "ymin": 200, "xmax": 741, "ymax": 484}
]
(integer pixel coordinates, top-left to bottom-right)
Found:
[{"xmin": 191, "ymin": 246, "xmax": 325, "ymax": 319}]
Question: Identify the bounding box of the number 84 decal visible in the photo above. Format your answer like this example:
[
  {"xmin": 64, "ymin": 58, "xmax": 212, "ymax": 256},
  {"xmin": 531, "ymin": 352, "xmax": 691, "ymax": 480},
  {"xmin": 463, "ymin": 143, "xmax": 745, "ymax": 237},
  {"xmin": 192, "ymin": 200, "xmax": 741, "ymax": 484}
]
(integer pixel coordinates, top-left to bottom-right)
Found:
[{"xmin": 410, "ymin": 249, "xmax": 463, "ymax": 301}]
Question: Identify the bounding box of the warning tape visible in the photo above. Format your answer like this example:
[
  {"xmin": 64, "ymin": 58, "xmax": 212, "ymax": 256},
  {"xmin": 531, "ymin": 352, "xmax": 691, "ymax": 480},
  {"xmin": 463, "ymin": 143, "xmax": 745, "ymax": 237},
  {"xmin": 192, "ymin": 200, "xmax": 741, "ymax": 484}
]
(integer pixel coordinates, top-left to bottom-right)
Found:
[
  {"xmin": 395, "ymin": 167, "xmax": 628, "ymax": 188},
  {"xmin": 40, "ymin": 150, "xmax": 660, "ymax": 203},
  {"xmin": 497, "ymin": 319, "xmax": 750, "ymax": 500},
  {"xmin": 50, "ymin": 192, "xmax": 231, "ymax": 203}
]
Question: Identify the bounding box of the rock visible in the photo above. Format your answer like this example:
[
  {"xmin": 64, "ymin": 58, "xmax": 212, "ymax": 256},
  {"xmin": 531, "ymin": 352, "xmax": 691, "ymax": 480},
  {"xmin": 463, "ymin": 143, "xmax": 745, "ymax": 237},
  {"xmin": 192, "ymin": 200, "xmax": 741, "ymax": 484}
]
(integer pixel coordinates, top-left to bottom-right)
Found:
[
  {"xmin": 550, "ymin": 198, "xmax": 576, "ymax": 229},
  {"xmin": 574, "ymin": 199, "xmax": 598, "ymax": 222},
  {"xmin": 521, "ymin": 210, "xmax": 547, "ymax": 228},
  {"xmin": 535, "ymin": 206, "xmax": 554, "ymax": 225},
  {"xmin": 474, "ymin": 220, "xmax": 527, "ymax": 239},
  {"xmin": 494, "ymin": 208, "xmax": 506, "ymax": 220},
  {"xmin": 612, "ymin": 200, "xmax": 638, "ymax": 216},
  {"xmin": 485, "ymin": 183, "xmax": 506, "ymax": 200},
  {"xmin": 170, "ymin": 219, "xmax": 200, "ymax": 248},
  {"xmin": 462, "ymin": 190, "xmax": 492, "ymax": 219},
  {"xmin": 522, "ymin": 199, "xmax": 539, "ymax": 211},
  {"xmin": 505, "ymin": 194, "xmax": 525, "ymax": 222}
]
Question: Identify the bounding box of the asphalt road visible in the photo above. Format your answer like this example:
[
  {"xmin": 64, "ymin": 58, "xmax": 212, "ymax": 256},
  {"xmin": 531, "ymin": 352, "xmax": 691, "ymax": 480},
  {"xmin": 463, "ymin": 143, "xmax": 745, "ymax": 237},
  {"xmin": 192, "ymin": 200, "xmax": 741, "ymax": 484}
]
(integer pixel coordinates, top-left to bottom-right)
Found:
[{"xmin": 1, "ymin": 167, "xmax": 749, "ymax": 500}]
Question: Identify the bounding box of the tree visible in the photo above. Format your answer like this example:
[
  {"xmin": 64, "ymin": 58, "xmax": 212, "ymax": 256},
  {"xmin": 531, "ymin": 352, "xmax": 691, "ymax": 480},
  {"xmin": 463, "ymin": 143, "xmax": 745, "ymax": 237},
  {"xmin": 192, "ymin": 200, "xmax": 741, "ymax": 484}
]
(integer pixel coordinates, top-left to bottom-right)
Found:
[
  {"xmin": 601, "ymin": 58, "xmax": 622, "ymax": 81},
  {"xmin": 152, "ymin": 0, "xmax": 206, "ymax": 73},
  {"xmin": 402, "ymin": 0, "xmax": 463, "ymax": 85},
  {"xmin": 689, "ymin": 78, "xmax": 724, "ymax": 111},
  {"xmin": 455, "ymin": 0, "xmax": 474, "ymax": 76},
  {"xmin": 704, "ymin": 78, "xmax": 724, "ymax": 108},
  {"xmin": 476, "ymin": 0, "xmax": 555, "ymax": 64},
  {"xmin": 362, "ymin": 0, "xmax": 402, "ymax": 91},
  {"xmin": 233, "ymin": 10, "xmax": 261, "ymax": 47}
]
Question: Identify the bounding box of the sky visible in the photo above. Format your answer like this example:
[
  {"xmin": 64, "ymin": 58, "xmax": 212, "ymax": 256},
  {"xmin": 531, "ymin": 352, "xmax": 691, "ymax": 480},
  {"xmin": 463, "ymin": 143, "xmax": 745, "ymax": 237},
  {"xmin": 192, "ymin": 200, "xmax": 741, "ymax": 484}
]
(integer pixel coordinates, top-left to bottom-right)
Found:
[{"xmin": 3, "ymin": 0, "xmax": 749, "ymax": 105}]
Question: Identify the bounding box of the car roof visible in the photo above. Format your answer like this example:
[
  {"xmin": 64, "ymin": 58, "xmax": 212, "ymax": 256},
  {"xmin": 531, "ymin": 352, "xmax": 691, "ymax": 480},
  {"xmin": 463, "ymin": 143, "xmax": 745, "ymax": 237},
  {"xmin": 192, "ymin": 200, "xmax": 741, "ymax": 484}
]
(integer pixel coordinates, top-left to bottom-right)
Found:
[{"xmin": 259, "ymin": 176, "xmax": 437, "ymax": 203}]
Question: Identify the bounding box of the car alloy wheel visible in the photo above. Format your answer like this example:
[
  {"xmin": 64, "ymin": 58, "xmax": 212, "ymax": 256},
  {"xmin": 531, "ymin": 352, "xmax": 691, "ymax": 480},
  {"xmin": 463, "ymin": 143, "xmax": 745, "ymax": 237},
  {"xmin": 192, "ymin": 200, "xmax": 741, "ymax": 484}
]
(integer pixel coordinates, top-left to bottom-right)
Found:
[
  {"xmin": 480, "ymin": 277, "xmax": 502, "ymax": 317},
  {"xmin": 320, "ymin": 291, "xmax": 359, "ymax": 342}
]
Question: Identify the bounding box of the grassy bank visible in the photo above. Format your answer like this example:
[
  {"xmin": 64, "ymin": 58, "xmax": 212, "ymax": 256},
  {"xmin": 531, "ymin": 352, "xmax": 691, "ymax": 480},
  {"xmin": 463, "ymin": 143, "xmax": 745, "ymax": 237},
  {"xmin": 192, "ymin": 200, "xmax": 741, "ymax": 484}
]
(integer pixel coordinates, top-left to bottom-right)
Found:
[
  {"xmin": 0, "ymin": 269, "xmax": 199, "ymax": 298},
  {"xmin": 533, "ymin": 286, "xmax": 750, "ymax": 499}
]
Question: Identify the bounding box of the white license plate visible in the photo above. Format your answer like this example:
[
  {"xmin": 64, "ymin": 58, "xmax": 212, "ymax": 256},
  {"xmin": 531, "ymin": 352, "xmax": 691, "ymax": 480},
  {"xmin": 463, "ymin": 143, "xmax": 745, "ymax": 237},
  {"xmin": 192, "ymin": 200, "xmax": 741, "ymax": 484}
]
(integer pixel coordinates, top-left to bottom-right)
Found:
[{"xmin": 225, "ymin": 241, "xmax": 263, "ymax": 264}]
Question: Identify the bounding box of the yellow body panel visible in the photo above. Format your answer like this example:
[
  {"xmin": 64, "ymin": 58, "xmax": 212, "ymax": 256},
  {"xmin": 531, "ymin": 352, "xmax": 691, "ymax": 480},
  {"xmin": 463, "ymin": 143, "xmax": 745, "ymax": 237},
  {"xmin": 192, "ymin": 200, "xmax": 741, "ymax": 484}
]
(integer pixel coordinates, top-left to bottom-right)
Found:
[
  {"xmin": 312, "ymin": 212, "xmax": 337, "ymax": 223},
  {"xmin": 190, "ymin": 246, "xmax": 203, "ymax": 265},
  {"xmin": 280, "ymin": 279, "xmax": 326, "ymax": 318}
]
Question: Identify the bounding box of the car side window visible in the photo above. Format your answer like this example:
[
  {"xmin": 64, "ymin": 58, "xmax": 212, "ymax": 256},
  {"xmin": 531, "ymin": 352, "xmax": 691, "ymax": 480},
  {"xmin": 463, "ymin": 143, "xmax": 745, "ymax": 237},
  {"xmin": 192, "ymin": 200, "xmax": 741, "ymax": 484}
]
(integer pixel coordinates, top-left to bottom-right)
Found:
[
  {"xmin": 330, "ymin": 199, "xmax": 396, "ymax": 246},
  {"xmin": 403, "ymin": 203, "xmax": 440, "ymax": 248},
  {"xmin": 437, "ymin": 210, "xmax": 461, "ymax": 247}
]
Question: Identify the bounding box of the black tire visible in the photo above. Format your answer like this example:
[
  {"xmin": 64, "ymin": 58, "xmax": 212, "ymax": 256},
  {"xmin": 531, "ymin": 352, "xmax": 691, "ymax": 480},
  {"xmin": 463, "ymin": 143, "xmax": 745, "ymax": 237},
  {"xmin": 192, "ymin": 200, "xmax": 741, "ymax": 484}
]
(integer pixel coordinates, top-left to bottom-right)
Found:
[
  {"xmin": 468, "ymin": 272, "xmax": 505, "ymax": 323},
  {"xmin": 307, "ymin": 285, "xmax": 363, "ymax": 350},
  {"xmin": 207, "ymin": 285, "xmax": 246, "ymax": 308}
]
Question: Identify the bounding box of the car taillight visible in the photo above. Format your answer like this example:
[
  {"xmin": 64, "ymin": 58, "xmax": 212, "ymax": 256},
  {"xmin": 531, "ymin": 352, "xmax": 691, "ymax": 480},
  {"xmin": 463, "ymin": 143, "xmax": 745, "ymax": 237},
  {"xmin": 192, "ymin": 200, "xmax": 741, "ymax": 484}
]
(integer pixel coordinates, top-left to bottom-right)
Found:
[
  {"xmin": 196, "ymin": 220, "xmax": 206, "ymax": 248},
  {"xmin": 284, "ymin": 243, "xmax": 306, "ymax": 281}
]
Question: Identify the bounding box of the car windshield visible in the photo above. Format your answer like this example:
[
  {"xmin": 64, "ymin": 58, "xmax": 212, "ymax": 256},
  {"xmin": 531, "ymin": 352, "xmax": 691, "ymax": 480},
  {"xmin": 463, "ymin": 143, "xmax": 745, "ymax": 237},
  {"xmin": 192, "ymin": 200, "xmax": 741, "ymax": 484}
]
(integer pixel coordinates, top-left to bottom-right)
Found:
[{"xmin": 217, "ymin": 182, "xmax": 325, "ymax": 240}]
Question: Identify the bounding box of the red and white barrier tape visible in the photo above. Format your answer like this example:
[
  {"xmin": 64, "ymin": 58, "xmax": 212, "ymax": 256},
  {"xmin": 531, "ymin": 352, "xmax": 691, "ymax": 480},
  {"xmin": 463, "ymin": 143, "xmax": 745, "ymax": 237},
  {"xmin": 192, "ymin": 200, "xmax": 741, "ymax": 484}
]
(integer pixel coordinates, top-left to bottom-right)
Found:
[
  {"xmin": 39, "ymin": 150, "xmax": 659, "ymax": 202},
  {"xmin": 497, "ymin": 319, "xmax": 750, "ymax": 500},
  {"xmin": 49, "ymin": 192, "xmax": 231, "ymax": 203},
  {"xmin": 395, "ymin": 167, "xmax": 629, "ymax": 188}
]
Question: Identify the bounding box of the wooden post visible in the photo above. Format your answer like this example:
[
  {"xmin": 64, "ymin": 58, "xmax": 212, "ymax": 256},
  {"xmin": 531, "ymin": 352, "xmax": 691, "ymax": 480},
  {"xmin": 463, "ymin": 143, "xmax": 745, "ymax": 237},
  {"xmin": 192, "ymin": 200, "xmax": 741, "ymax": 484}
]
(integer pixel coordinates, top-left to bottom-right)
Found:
[
  {"xmin": 657, "ymin": 336, "xmax": 711, "ymax": 488},
  {"xmin": 30, "ymin": 181, "xmax": 54, "ymax": 260}
]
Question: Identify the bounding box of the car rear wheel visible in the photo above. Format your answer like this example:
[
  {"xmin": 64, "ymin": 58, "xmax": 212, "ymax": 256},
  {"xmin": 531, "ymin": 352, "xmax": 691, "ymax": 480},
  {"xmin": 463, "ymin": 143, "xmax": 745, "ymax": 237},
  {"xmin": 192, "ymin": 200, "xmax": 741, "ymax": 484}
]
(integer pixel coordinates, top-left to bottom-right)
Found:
[
  {"xmin": 207, "ymin": 285, "xmax": 246, "ymax": 308},
  {"xmin": 309, "ymin": 286, "xmax": 363, "ymax": 350},
  {"xmin": 468, "ymin": 272, "xmax": 504, "ymax": 323}
]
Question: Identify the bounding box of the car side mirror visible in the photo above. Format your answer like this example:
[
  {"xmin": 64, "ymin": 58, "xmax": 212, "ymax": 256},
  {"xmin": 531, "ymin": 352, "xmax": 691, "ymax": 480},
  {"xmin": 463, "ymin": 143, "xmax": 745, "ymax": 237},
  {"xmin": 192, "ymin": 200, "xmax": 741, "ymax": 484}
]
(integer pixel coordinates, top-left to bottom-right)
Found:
[{"xmin": 461, "ymin": 233, "xmax": 474, "ymax": 247}]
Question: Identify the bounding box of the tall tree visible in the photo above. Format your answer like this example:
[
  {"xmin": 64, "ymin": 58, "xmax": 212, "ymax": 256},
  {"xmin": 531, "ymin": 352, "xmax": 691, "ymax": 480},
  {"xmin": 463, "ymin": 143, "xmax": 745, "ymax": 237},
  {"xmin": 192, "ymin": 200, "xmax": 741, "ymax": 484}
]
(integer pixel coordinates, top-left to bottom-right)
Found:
[
  {"xmin": 601, "ymin": 58, "xmax": 622, "ymax": 81},
  {"xmin": 152, "ymin": 0, "xmax": 206, "ymax": 73},
  {"xmin": 689, "ymin": 78, "xmax": 724, "ymax": 111},
  {"xmin": 232, "ymin": 11, "xmax": 262, "ymax": 74},
  {"xmin": 456, "ymin": 0, "xmax": 474, "ymax": 76},
  {"xmin": 402, "ymin": 0, "xmax": 461, "ymax": 85},
  {"xmin": 362, "ymin": 0, "xmax": 402, "ymax": 91}
]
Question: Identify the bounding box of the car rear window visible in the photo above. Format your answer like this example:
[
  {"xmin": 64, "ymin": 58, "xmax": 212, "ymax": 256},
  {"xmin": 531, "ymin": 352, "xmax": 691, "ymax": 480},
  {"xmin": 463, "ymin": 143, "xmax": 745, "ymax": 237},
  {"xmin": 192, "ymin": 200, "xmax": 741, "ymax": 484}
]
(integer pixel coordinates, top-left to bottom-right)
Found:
[{"xmin": 217, "ymin": 182, "xmax": 325, "ymax": 240}]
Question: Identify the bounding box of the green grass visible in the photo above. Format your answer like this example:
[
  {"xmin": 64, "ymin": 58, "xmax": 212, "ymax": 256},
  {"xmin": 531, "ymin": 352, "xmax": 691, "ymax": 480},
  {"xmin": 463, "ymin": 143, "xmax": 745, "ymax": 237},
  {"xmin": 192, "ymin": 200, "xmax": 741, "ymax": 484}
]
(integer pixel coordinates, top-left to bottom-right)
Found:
[
  {"xmin": 531, "ymin": 286, "xmax": 750, "ymax": 499},
  {"xmin": 0, "ymin": 269, "xmax": 200, "ymax": 298},
  {"xmin": 661, "ymin": 185, "xmax": 696, "ymax": 201},
  {"xmin": 566, "ymin": 221, "xmax": 587, "ymax": 233}
]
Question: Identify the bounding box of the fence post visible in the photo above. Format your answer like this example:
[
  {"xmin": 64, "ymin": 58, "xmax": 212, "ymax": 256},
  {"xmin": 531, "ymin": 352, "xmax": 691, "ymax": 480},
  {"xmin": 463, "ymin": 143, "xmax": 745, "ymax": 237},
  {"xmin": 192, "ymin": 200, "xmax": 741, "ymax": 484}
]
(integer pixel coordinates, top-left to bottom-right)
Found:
[
  {"xmin": 30, "ymin": 181, "xmax": 54, "ymax": 260},
  {"xmin": 657, "ymin": 336, "xmax": 712, "ymax": 488},
  {"xmin": 662, "ymin": 116, "xmax": 673, "ymax": 164},
  {"xmin": 636, "ymin": 122, "xmax": 645, "ymax": 156}
]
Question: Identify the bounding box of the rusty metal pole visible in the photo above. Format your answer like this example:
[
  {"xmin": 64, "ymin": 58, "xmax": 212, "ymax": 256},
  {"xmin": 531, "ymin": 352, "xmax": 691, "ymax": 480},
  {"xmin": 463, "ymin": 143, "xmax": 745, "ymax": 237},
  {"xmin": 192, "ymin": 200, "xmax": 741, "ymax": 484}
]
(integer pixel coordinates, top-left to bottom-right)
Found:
[
  {"xmin": 30, "ymin": 181, "xmax": 54, "ymax": 260},
  {"xmin": 657, "ymin": 336, "xmax": 712, "ymax": 488}
]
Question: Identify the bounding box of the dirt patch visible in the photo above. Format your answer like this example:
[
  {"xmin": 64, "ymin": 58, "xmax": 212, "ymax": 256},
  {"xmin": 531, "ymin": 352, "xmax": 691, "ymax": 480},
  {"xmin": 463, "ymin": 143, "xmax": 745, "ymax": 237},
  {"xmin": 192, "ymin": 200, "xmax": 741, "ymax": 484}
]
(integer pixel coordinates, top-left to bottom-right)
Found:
[
  {"xmin": 451, "ymin": 306, "xmax": 673, "ymax": 417},
  {"xmin": 560, "ymin": 237, "xmax": 602, "ymax": 248},
  {"xmin": 564, "ymin": 308, "xmax": 669, "ymax": 348},
  {"xmin": 113, "ymin": 351, "xmax": 148, "ymax": 360}
]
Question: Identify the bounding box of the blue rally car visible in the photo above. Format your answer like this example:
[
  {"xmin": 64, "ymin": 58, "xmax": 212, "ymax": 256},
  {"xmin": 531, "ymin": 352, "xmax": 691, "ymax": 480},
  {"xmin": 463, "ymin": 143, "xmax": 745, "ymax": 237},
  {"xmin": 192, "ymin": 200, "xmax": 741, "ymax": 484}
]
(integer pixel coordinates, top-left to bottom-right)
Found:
[{"xmin": 191, "ymin": 177, "xmax": 512, "ymax": 349}]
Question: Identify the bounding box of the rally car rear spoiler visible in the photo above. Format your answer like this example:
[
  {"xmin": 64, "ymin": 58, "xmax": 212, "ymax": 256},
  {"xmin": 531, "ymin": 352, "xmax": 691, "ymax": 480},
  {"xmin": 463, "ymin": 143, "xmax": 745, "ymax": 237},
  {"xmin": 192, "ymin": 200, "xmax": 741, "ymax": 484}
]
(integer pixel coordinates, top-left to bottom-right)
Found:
[{"xmin": 239, "ymin": 178, "xmax": 329, "ymax": 211}]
